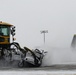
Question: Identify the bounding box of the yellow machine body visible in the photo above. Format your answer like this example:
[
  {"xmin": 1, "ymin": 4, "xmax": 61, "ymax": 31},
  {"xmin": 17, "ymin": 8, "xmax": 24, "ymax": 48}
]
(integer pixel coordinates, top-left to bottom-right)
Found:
[{"xmin": 0, "ymin": 21, "xmax": 13, "ymax": 48}]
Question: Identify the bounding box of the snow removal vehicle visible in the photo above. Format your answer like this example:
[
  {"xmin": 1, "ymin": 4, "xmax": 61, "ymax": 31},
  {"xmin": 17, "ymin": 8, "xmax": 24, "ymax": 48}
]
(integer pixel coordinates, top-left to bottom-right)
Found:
[{"xmin": 0, "ymin": 21, "xmax": 47, "ymax": 67}]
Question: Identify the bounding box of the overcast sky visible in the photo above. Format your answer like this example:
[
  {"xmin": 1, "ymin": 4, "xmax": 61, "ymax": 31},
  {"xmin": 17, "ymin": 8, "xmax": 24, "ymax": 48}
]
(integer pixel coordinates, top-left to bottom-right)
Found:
[{"xmin": 0, "ymin": 0, "xmax": 76, "ymax": 48}]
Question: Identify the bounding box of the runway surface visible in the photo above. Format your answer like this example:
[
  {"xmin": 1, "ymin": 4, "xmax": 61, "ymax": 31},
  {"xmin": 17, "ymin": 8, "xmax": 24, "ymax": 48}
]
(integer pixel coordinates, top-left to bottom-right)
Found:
[
  {"xmin": 1, "ymin": 65, "xmax": 76, "ymax": 71},
  {"xmin": 0, "ymin": 56, "xmax": 76, "ymax": 71}
]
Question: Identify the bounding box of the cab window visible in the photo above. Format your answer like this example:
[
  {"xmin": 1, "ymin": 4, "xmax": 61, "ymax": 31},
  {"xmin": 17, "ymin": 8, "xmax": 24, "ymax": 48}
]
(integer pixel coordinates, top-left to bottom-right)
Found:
[{"xmin": 0, "ymin": 26, "xmax": 10, "ymax": 36}]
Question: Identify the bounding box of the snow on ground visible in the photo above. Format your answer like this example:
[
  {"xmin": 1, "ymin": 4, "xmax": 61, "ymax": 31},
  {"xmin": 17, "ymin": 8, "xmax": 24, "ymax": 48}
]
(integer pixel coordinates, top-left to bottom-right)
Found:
[{"xmin": 0, "ymin": 70, "xmax": 76, "ymax": 75}]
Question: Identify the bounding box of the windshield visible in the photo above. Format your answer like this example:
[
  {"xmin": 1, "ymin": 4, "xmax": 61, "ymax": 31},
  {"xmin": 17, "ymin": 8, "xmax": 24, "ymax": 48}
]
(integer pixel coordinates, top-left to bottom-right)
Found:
[{"xmin": 0, "ymin": 26, "xmax": 10, "ymax": 36}]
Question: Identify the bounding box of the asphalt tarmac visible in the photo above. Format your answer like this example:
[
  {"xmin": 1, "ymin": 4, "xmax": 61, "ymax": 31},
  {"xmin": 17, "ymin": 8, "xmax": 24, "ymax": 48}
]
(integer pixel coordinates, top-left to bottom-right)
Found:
[{"xmin": 1, "ymin": 63, "xmax": 76, "ymax": 71}]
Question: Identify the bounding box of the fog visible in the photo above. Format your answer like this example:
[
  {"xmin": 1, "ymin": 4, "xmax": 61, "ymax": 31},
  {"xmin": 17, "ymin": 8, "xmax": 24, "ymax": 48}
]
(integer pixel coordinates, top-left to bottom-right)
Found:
[{"xmin": 0, "ymin": 0, "xmax": 76, "ymax": 65}]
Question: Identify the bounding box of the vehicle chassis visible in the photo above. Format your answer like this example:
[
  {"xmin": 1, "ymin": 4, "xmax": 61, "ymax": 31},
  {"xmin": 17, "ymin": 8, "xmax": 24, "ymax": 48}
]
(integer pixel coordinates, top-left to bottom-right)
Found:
[{"xmin": 0, "ymin": 42, "xmax": 46, "ymax": 67}]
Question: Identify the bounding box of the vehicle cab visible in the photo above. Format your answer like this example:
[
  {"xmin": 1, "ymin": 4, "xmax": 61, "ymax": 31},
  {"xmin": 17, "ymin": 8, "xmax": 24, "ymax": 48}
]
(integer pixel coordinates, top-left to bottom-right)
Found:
[{"xmin": 0, "ymin": 21, "xmax": 13, "ymax": 48}]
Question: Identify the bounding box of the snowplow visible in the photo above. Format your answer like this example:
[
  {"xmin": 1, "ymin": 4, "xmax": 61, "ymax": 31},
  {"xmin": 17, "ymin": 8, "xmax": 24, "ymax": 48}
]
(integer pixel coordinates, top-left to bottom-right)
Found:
[{"xmin": 0, "ymin": 21, "xmax": 47, "ymax": 67}]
